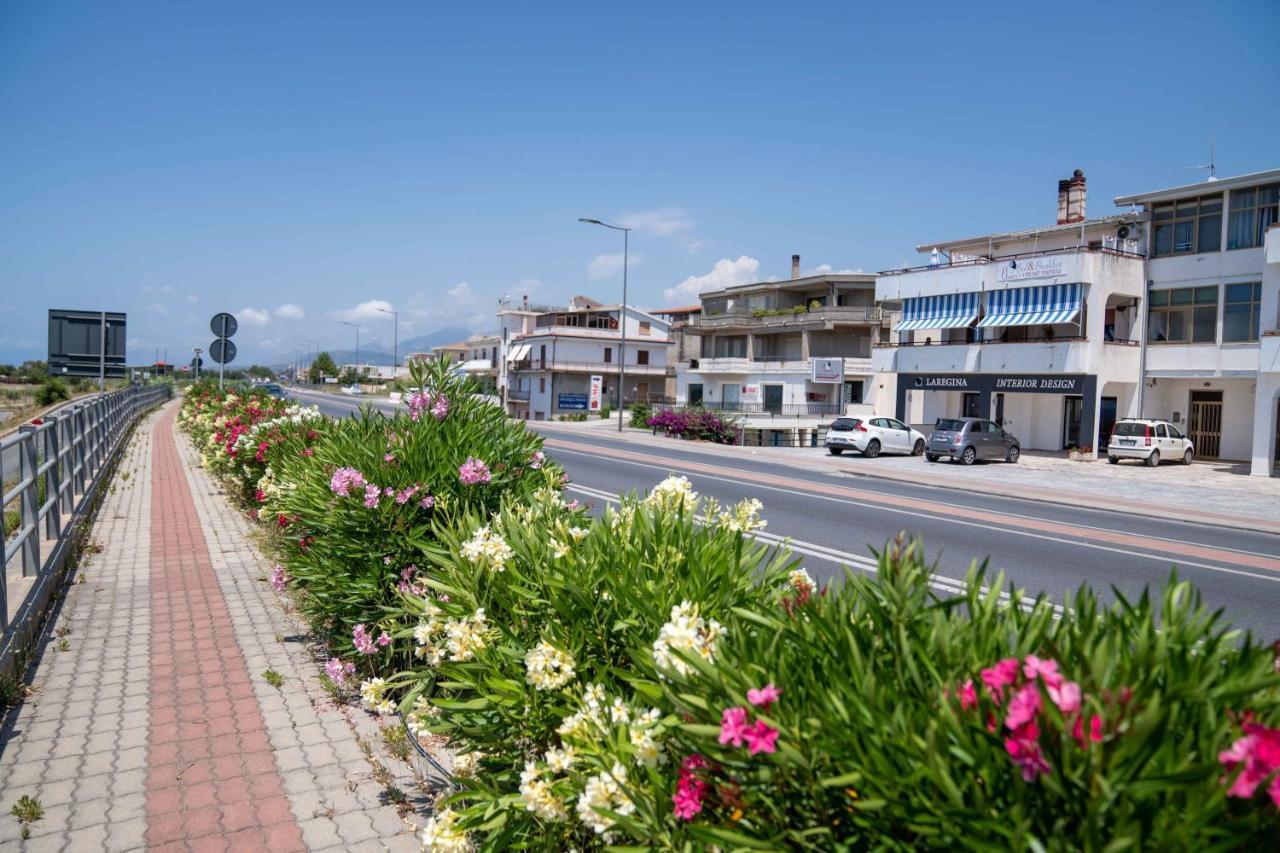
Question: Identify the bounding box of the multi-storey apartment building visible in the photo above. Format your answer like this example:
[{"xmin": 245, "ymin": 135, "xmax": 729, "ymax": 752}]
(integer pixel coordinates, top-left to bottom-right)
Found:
[
  {"xmin": 499, "ymin": 296, "xmax": 672, "ymax": 420},
  {"xmin": 675, "ymin": 257, "xmax": 885, "ymax": 420},
  {"xmin": 651, "ymin": 305, "xmax": 701, "ymax": 401},
  {"xmin": 873, "ymin": 171, "xmax": 1147, "ymax": 453},
  {"xmin": 1114, "ymin": 168, "xmax": 1280, "ymax": 473}
]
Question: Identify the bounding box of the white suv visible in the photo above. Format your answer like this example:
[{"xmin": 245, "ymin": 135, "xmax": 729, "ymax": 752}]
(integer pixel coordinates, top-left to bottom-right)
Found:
[
  {"xmin": 826, "ymin": 416, "xmax": 927, "ymax": 458},
  {"xmin": 1107, "ymin": 419, "xmax": 1194, "ymax": 467}
]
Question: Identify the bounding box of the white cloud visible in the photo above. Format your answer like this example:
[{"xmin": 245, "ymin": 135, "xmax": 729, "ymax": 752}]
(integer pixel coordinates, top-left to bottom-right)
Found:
[
  {"xmin": 331, "ymin": 299, "xmax": 395, "ymax": 323},
  {"xmin": 683, "ymin": 238, "xmax": 712, "ymax": 253},
  {"xmin": 146, "ymin": 303, "xmax": 169, "ymax": 315},
  {"xmin": 664, "ymin": 256, "xmax": 760, "ymax": 303},
  {"xmin": 617, "ymin": 206, "xmax": 694, "ymax": 237},
  {"xmin": 274, "ymin": 303, "xmax": 305, "ymax": 320},
  {"xmin": 588, "ymin": 252, "xmax": 640, "ymax": 281},
  {"xmin": 446, "ymin": 282, "xmax": 472, "ymax": 301},
  {"xmin": 803, "ymin": 263, "xmax": 864, "ymax": 276},
  {"xmin": 406, "ymin": 282, "xmax": 491, "ymax": 331},
  {"xmin": 239, "ymin": 307, "xmax": 271, "ymax": 326}
]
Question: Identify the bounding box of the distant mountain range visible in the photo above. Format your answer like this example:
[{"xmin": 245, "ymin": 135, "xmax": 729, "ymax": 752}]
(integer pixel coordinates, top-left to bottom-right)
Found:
[{"xmin": 279, "ymin": 325, "xmax": 475, "ymax": 368}]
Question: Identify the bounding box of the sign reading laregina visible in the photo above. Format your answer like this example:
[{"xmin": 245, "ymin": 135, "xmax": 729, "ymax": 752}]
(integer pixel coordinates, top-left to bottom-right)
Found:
[
  {"xmin": 588, "ymin": 375, "xmax": 603, "ymax": 411},
  {"xmin": 998, "ymin": 255, "xmax": 1065, "ymax": 283},
  {"xmin": 810, "ymin": 357, "xmax": 844, "ymax": 384},
  {"xmin": 558, "ymin": 393, "xmax": 588, "ymax": 410},
  {"xmin": 907, "ymin": 373, "xmax": 1086, "ymax": 395}
]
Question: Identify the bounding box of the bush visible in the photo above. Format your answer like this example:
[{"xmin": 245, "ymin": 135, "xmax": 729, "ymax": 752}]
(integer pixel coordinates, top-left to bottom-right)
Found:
[
  {"xmin": 34, "ymin": 378, "xmax": 69, "ymax": 406},
  {"xmin": 628, "ymin": 402, "xmax": 651, "ymax": 428},
  {"xmin": 647, "ymin": 408, "xmax": 738, "ymax": 444},
  {"xmin": 598, "ymin": 404, "xmax": 612, "ymax": 420}
]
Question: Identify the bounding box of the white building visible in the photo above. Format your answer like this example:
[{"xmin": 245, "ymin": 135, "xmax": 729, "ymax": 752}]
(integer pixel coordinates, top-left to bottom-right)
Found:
[
  {"xmin": 498, "ymin": 296, "xmax": 672, "ymax": 420},
  {"xmin": 1114, "ymin": 168, "xmax": 1280, "ymax": 473},
  {"xmin": 873, "ymin": 171, "xmax": 1147, "ymax": 453},
  {"xmin": 675, "ymin": 257, "xmax": 885, "ymax": 427}
]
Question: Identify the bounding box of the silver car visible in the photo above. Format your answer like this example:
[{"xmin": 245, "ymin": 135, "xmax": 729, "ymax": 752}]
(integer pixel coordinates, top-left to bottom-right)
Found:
[{"xmin": 925, "ymin": 417, "xmax": 1021, "ymax": 465}]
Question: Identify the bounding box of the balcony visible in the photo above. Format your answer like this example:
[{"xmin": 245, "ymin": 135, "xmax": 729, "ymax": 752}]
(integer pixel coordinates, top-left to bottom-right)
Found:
[
  {"xmin": 694, "ymin": 305, "xmax": 882, "ymax": 331},
  {"xmin": 510, "ymin": 360, "xmax": 667, "ymax": 376},
  {"xmin": 874, "ymin": 337, "xmax": 1092, "ymax": 374},
  {"xmin": 690, "ymin": 356, "xmax": 873, "ymax": 375}
]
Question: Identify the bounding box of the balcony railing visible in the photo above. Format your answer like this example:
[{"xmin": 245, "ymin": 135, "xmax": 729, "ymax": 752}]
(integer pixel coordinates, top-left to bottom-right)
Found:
[
  {"xmin": 876, "ymin": 335, "xmax": 1087, "ymax": 348},
  {"xmin": 880, "ymin": 243, "xmax": 1145, "ymax": 276},
  {"xmin": 670, "ymin": 402, "xmax": 845, "ymax": 417},
  {"xmin": 694, "ymin": 305, "xmax": 882, "ymax": 330},
  {"xmin": 511, "ymin": 360, "xmax": 667, "ymax": 376}
]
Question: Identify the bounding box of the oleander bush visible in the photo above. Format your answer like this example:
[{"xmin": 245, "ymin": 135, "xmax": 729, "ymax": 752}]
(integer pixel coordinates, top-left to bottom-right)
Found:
[
  {"xmin": 179, "ymin": 371, "xmax": 1280, "ymax": 851},
  {"xmin": 646, "ymin": 408, "xmax": 738, "ymax": 444}
]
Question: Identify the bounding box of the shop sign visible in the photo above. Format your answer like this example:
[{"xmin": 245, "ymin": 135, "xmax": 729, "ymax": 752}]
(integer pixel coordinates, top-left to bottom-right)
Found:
[
  {"xmin": 912, "ymin": 375, "xmax": 976, "ymax": 390},
  {"xmin": 998, "ymin": 255, "xmax": 1066, "ymax": 282},
  {"xmin": 906, "ymin": 373, "xmax": 1086, "ymax": 394},
  {"xmin": 558, "ymin": 393, "xmax": 588, "ymax": 410},
  {"xmin": 810, "ymin": 357, "xmax": 844, "ymax": 384},
  {"xmin": 588, "ymin": 375, "xmax": 603, "ymax": 411},
  {"xmin": 739, "ymin": 384, "xmax": 760, "ymax": 400},
  {"xmin": 992, "ymin": 374, "xmax": 1083, "ymax": 394}
]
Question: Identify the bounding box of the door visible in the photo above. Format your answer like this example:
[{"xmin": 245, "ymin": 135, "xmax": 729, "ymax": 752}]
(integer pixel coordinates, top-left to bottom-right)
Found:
[
  {"xmin": 635, "ymin": 382, "xmax": 649, "ymax": 403},
  {"xmin": 1189, "ymin": 391, "xmax": 1223, "ymax": 458},
  {"xmin": 994, "ymin": 393, "xmax": 1005, "ymax": 428},
  {"xmin": 1099, "ymin": 397, "xmax": 1117, "ymax": 447},
  {"xmin": 688, "ymin": 383, "xmax": 703, "ymax": 407},
  {"xmin": 962, "ymin": 393, "xmax": 982, "ymax": 418},
  {"xmin": 887, "ymin": 418, "xmax": 912, "ymax": 452},
  {"xmin": 1062, "ymin": 396, "xmax": 1083, "ymax": 449},
  {"xmin": 721, "ymin": 383, "xmax": 739, "ymax": 410},
  {"xmin": 763, "ymin": 384, "xmax": 784, "ymax": 414}
]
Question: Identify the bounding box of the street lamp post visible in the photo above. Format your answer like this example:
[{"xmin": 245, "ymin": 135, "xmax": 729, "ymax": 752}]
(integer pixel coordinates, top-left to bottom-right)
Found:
[
  {"xmin": 376, "ymin": 308, "xmax": 400, "ymax": 380},
  {"xmin": 193, "ymin": 346, "xmax": 203, "ymax": 381},
  {"xmin": 578, "ymin": 218, "xmax": 631, "ymax": 432},
  {"xmin": 341, "ymin": 321, "xmax": 360, "ymax": 385},
  {"xmin": 304, "ymin": 338, "xmax": 320, "ymax": 384}
]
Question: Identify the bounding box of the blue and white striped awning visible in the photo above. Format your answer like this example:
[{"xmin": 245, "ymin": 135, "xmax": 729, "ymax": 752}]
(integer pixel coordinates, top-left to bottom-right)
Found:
[
  {"xmin": 896, "ymin": 292, "xmax": 980, "ymax": 331},
  {"xmin": 977, "ymin": 283, "xmax": 1082, "ymax": 328}
]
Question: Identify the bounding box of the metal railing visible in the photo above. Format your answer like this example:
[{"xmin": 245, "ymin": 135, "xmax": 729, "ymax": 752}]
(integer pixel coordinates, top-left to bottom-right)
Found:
[
  {"xmin": 660, "ymin": 402, "xmax": 844, "ymax": 417},
  {"xmin": 1, "ymin": 383, "xmax": 170, "ymax": 676},
  {"xmin": 876, "ymin": 335, "xmax": 1088, "ymax": 348}
]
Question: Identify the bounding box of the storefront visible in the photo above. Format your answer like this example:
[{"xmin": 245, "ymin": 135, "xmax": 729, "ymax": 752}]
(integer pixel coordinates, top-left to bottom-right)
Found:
[{"xmin": 895, "ymin": 372, "xmax": 1104, "ymax": 451}]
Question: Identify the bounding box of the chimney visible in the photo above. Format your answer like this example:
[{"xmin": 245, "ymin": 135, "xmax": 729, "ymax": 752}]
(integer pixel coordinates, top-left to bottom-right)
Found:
[
  {"xmin": 791, "ymin": 254, "xmax": 801, "ymax": 279},
  {"xmin": 1058, "ymin": 169, "xmax": 1086, "ymax": 224}
]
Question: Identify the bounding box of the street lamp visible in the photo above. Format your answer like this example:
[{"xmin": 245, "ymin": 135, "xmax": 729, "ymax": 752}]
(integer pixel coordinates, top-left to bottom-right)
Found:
[
  {"xmin": 578, "ymin": 217, "xmax": 631, "ymax": 432},
  {"xmin": 376, "ymin": 307, "xmax": 400, "ymax": 379},
  {"xmin": 340, "ymin": 321, "xmax": 361, "ymax": 384},
  {"xmin": 192, "ymin": 346, "xmax": 203, "ymax": 381}
]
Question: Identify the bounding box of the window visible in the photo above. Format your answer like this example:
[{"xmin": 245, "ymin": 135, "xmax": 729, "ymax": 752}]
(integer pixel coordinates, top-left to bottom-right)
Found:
[
  {"xmin": 636, "ymin": 350, "xmax": 649, "ymax": 365},
  {"xmin": 638, "ymin": 321, "xmax": 651, "ymax": 335},
  {"xmin": 604, "ymin": 347, "xmax": 612, "ymax": 363},
  {"xmin": 1227, "ymin": 185, "xmax": 1279, "ymax": 250},
  {"xmin": 1155, "ymin": 424, "xmax": 1167, "ymax": 439},
  {"xmin": 539, "ymin": 345, "xmax": 546, "ymax": 368},
  {"xmin": 1152, "ymin": 194, "xmax": 1222, "ymax": 256},
  {"xmin": 1223, "ymin": 282, "xmax": 1262, "ymax": 343},
  {"xmin": 539, "ymin": 377, "xmax": 545, "ymax": 393},
  {"xmin": 1148, "ymin": 286, "xmax": 1218, "ymax": 344}
]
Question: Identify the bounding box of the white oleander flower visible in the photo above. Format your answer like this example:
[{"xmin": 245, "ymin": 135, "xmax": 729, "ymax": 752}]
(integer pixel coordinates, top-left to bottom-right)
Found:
[
  {"xmin": 452, "ymin": 750, "xmax": 483, "ymax": 778},
  {"xmin": 608, "ymin": 697, "xmax": 631, "ymax": 724},
  {"xmin": 549, "ymin": 538, "xmax": 570, "ymax": 560},
  {"xmin": 405, "ymin": 696, "xmax": 441, "ymax": 737},
  {"xmin": 575, "ymin": 763, "xmax": 635, "ymax": 836},
  {"xmin": 518, "ymin": 761, "xmax": 568, "ymax": 821},
  {"xmin": 645, "ymin": 475, "xmax": 698, "ymax": 514},
  {"xmin": 629, "ymin": 726, "xmax": 663, "ymax": 767},
  {"xmin": 459, "ymin": 526, "xmax": 513, "ymax": 573},
  {"xmin": 567, "ymin": 526, "xmax": 588, "ymax": 542},
  {"xmin": 787, "ymin": 568, "xmax": 816, "ymax": 595},
  {"xmin": 652, "ymin": 601, "xmax": 724, "ymax": 678},
  {"xmin": 420, "ymin": 808, "xmax": 471, "ymax": 852},
  {"xmin": 359, "ymin": 678, "xmax": 394, "ymax": 715},
  {"xmin": 524, "ymin": 641, "xmax": 576, "ymax": 691},
  {"xmin": 716, "ymin": 497, "xmax": 767, "ymax": 534},
  {"xmin": 544, "ymin": 745, "xmax": 575, "ymax": 773},
  {"xmin": 443, "ymin": 609, "xmax": 489, "ymax": 661}
]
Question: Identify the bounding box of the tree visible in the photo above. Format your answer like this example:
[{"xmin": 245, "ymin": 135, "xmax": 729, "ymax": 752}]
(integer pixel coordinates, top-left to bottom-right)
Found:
[
  {"xmin": 310, "ymin": 352, "xmax": 338, "ymax": 384},
  {"xmin": 19, "ymin": 360, "xmax": 48, "ymax": 383},
  {"xmin": 338, "ymin": 366, "xmax": 358, "ymax": 385},
  {"xmin": 246, "ymin": 364, "xmax": 274, "ymax": 379}
]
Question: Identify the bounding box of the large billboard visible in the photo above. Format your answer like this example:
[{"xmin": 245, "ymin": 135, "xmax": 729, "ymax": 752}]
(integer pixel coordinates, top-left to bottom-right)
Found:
[{"xmin": 48, "ymin": 310, "xmax": 127, "ymax": 378}]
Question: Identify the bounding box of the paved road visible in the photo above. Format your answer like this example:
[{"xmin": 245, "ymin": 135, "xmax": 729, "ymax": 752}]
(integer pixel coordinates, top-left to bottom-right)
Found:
[{"xmin": 289, "ymin": 388, "xmax": 1280, "ymax": 640}]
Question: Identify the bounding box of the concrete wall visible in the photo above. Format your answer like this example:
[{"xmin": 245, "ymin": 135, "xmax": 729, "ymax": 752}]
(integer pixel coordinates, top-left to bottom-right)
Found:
[{"xmin": 1141, "ymin": 376, "xmax": 1256, "ymax": 461}]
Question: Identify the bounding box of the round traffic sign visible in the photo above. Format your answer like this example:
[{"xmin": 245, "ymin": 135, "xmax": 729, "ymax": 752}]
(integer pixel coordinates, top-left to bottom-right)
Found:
[
  {"xmin": 190, "ymin": 357, "xmax": 204, "ymax": 369},
  {"xmin": 210, "ymin": 313, "xmax": 238, "ymax": 338},
  {"xmin": 210, "ymin": 339, "xmax": 237, "ymax": 364}
]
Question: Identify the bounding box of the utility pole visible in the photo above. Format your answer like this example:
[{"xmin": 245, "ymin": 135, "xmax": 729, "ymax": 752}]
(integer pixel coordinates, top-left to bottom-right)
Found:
[
  {"xmin": 377, "ymin": 308, "xmax": 399, "ymax": 380},
  {"xmin": 579, "ymin": 218, "xmax": 632, "ymax": 432},
  {"xmin": 98, "ymin": 311, "xmax": 107, "ymax": 392}
]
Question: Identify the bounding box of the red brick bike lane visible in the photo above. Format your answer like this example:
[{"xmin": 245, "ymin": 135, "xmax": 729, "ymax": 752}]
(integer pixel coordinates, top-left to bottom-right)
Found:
[{"xmin": 146, "ymin": 404, "xmax": 306, "ymax": 852}]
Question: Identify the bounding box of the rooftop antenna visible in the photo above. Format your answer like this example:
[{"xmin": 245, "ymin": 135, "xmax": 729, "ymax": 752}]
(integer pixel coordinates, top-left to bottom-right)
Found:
[{"xmin": 1186, "ymin": 134, "xmax": 1217, "ymax": 180}]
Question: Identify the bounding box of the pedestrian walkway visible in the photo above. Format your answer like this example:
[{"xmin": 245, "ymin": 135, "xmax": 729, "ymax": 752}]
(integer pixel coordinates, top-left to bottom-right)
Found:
[{"xmin": 0, "ymin": 402, "xmax": 424, "ymax": 851}]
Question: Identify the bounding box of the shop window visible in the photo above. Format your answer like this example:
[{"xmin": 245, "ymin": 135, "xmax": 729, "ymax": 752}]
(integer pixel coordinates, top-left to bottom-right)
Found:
[
  {"xmin": 1152, "ymin": 194, "xmax": 1222, "ymax": 256},
  {"xmin": 1227, "ymin": 184, "xmax": 1279, "ymax": 250},
  {"xmin": 1148, "ymin": 286, "xmax": 1218, "ymax": 344},
  {"xmin": 1222, "ymin": 282, "xmax": 1262, "ymax": 343}
]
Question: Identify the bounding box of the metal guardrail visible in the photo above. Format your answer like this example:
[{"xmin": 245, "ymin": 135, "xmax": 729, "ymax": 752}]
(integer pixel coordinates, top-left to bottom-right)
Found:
[
  {"xmin": 1, "ymin": 383, "xmax": 170, "ymax": 677},
  {"xmin": 667, "ymin": 402, "xmax": 844, "ymax": 417}
]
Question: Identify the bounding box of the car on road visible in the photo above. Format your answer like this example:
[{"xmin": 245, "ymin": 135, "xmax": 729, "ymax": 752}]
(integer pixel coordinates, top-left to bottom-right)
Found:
[
  {"xmin": 825, "ymin": 416, "xmax": 927, "ymax": 458},
  {"xmin": 260, "ymin": 383, "xmax": 287, "ymax": 398},
  {"xmin": 1106, "ymin": 418, "xmax": 1194, "ymax": 466},
  {"xmin": 925, "ymin": 417, "xmax": 1021, "ymax": 465},
  {"xmin": 340, "ymin": 385, "xmax": 364, "ymax": 396}
]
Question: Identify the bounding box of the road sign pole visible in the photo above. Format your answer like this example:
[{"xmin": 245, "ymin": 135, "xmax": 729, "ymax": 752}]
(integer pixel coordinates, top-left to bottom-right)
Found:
[
  {"xmin": 99, "ymin": 311, "xmax": 106, "ymax": 393},
  {"xmin": 218, "ymin": 316, "xmax": 226, "ymax": 391}
]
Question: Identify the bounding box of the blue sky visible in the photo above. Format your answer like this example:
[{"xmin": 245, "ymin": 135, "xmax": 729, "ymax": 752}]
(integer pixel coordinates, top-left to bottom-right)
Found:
[{"xmin": 2, "ymin": 1, "xmax": 1277, "ymax": 365}]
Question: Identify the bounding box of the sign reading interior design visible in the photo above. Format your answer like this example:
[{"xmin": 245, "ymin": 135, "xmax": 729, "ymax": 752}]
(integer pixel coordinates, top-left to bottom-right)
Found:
[{"xmin": 907, "ymin": 373, "xmax": 1086, "ymax": 395}]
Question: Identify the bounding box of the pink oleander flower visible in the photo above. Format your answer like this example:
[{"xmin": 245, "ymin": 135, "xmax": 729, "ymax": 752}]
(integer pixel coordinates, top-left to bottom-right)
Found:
[
  {"xmin": 747, "ymin": 683, "xmax": 782, "ymax": 710},
  {"xmin": 458, "ymin": 457, "xmax": 491, "ymax": 485},
  {"xmin": 529, "ymin": 451, "xmax": 545, "ymax": 470},
  {"xmin": 957, "ymin": 679, "xmax": 978, "ymax": 711},
  {"xmin": 377, "ymin": 631, "xmax": 391, "ymax": 648},
  {"xmin": 1023, "ymin": 655, "xmax": 1063, "ymax": 688},
  {"xmin": 269, "ymin": 563, "xmax": 289, "ymax": 592},
  {"xmin": 1005, "ymin": 683, "xmax": 1042, "ymax": 730},
  {"xmin": 324, "ymin": 657, "xmax": 356, "ymax": 687},
  {"xmin": 431, "ymin": 394, "xmax": 449, "ymax": 420},
  {"xmin": 419, "ymin": 495, "xmax": 435, "ymax": 509},
  {"xmin": 384, "ymin": 453, "xmax": 396, "ymax": 462},
  {"xmin": 1005, "ymin": 721, "xmax": 1051, "ymax": 781},
  {"xmin": 981, "ymin": 658, "xmax": 1020, "ymax": 700},
  {"xmin": 1048, "ymin": 681, "xmax": 1081, "ymax": 715},
  {"xmin": 681, "ymin": 754, "xmax": 708, "ymax": 773},
  {"xmin": 719, "ymin": 707, "xmax": 750, "ymax": 747},
  {"xmin": 383, "ymin": 486, "xmax": 394, "ymax": 497},
  {"xmin": 1220, "ymin": 722, "xmax": 1280, "ymax": 805},
  {"xmin": 353, "ymin": 624, "xmax": 378, "ymax": 655},
  {"xmin": 566, "ymin": 499, "xmax": 580, "ymax": 511},
  {"xmin": 743, "ymin": 720, "xmax": 779, "ymax": 755},
  {"xmin": 394, "ymin": 485, "xmax": 419, "ymax": 505},
  {"xmin": 1072, "ymin": 713, "xmax": 1104, "ymax": 747},
  {"xmin": 302, "ymin": 447, "xmax": 314, "ymax": 457},
  {"xmin": 254, "ymin": 489, "xmax": 266, "ymax": 503},
  {"xmin": 330, "ymin": 467, "xmax": 366, "ymax": 497},
  {"xmin": 672, "ymin": 776, "xmax": 706, "ymax": 820},
  {"xmin": 363, "ymin": 483, "xmax": 381, "ymax": 509}
]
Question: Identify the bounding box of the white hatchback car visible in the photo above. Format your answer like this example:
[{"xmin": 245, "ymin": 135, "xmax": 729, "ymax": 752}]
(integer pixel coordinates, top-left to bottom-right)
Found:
[
  {"xmin": 826, "ymin": 416, "xmax": 927, "ymax": 458},
  {"xmin": 1107, "ymin": 419, "xmax": 1194, "ymax": 467}
]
